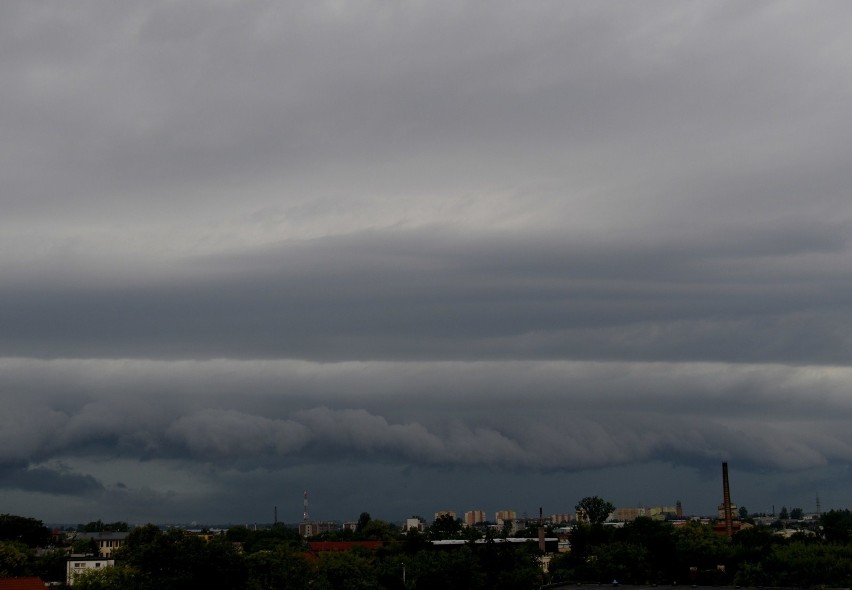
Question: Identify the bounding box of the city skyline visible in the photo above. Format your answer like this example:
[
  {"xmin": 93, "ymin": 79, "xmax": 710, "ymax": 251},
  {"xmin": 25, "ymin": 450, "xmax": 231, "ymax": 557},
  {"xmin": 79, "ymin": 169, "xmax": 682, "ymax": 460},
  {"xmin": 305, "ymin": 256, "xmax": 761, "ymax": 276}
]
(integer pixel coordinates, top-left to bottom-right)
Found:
[
  {"xmin": 2, "ymin": 1, "xmax": 852, "ymax": 525},
  {"xmin": 16, "ymin": 463, "xmax": 835, "ymax": 527},
  {"xmin": 36, "ymin": 490, "xmax": 827, "ymax": 530}
]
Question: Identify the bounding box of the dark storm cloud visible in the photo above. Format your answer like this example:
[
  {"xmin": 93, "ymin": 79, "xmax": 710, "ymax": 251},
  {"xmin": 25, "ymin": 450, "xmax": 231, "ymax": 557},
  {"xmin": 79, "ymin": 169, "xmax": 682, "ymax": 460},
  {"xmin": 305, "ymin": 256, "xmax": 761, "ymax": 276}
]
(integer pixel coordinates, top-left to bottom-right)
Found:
[
  {"xmin": 1, "ymin": 223, "xmax": 850, "ymax": 362},
  {"xmin": 2, "ymin": 1, "xmax": 852, "ymax": 522},
  {"xmin": 0, "ymin": 463, "xmax": 103, "ymax": 496},
  {"xmin": 2, "ymin": 358, "xmax": 851, "ymax": 471},
  {"xmin": 1, "ymin": 355, "xmax": 851, "ymax": 519}
]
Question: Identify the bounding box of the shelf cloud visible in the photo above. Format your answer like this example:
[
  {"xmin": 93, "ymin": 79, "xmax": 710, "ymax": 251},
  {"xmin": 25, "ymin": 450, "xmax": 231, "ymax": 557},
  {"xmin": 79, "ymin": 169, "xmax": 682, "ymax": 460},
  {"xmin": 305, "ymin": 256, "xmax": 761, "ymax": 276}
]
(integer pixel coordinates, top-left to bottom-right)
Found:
[{"xmin": 2, "ymin": 0, "xmax": 852, "ymax": 523}]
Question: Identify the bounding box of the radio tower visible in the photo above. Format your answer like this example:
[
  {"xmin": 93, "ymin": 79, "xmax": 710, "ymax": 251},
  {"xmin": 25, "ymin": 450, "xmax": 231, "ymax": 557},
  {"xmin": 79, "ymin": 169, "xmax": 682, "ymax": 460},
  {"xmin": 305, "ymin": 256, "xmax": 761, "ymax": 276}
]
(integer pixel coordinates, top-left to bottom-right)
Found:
[{"xmin": 303, "ymin": 490, "xmax": 309, "ymax": 523}]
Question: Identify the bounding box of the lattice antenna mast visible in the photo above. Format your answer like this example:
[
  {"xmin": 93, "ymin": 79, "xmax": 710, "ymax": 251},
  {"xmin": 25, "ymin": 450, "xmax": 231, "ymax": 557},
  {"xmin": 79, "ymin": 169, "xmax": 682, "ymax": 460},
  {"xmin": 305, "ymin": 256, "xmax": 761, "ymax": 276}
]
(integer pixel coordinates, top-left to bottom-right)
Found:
[{"xmin": 303, "ymin": 490, "xmax": 309, "ymax": 523}]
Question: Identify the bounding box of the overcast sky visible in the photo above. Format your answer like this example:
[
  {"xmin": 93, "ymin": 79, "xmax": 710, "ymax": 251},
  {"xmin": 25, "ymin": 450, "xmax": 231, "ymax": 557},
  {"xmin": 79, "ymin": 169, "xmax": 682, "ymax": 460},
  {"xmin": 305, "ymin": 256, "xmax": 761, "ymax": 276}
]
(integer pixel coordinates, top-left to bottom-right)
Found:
[{"xmin": 2, "ymin": 1, "xmax": 852, "ymax": 526}]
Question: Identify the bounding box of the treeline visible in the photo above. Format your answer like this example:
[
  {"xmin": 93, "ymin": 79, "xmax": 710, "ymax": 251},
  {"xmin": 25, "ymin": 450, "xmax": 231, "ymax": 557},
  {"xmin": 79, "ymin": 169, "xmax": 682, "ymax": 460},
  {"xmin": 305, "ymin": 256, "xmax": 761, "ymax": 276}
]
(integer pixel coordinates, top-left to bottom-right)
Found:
[
  {"xmin": 74, "ymin": 521, "xmax": 543, "ymax": 590},
  {"xmin": 0, "ymin": 513, "xmax": 67, "ymax": 581},
  {"xmin": 549, "ymin": 509, "xmax": 852, "ymax": 588},
  {"xmin": 5, "ymin": 509, "xmax": 852, "ymax": 588}
]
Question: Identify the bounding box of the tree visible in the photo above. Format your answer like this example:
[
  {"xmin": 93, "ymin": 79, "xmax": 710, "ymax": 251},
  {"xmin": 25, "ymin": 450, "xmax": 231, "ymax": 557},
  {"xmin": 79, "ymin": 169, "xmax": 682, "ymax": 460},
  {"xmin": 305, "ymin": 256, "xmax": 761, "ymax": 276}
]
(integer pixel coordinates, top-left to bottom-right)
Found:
[
  {"xmin": 674, "ymin": 521, "xmax": 731, "ymax": 582},
  {"xmin": 315, "ymin": 550, "xmax": 378, "ymax": 590},
  {"xmin": 748, "ymin": 542, "xmax": 852, "ymax": 588},
  {"xmin": 738, "ymin": 506, "xmax": 748, "ymax": 520},
  {"xmin": 406, "ymin": 545, "xmax": 484, "ymax": 589},
  {"xmin": 789, "ymin": 507, "xmax": 803, "ymax": 520},
  {"xmin": 246, "ymin": 545, "xmax": 315, "ymax": 590},
  {"xmin": 355, "ymin": 512, "xmax": 372, "ymax": 533},
  {"xmin": 576, "ymin": 496, "xmax": 615, "ymax": 526},
  {"xmin": 229, "ymin": 524, "xmax": 303, "ymax": 553},
  {"xmin": 81, "ymin": 520, "xmax": 128, "ymax": 533},
  {"xmin": 72, "ymin": 537, "xmax": 99, "ymax": 555},
  {"xmin": 73, "ymin": 565, "xmax": 140, "ymax": 590},
  {"xmin": 83, "ymin": 520, "xmax": 106, "ymax": 532},
  {"xmin": 779, "ymin": 506, "xmax": 789, "ymax": 520},
  {"xmin": 820, "ymin": 509, "xmax": 852, "ymax": 543},
  {"xmin": 429, "ymin": 514, "xmax": 463, "ymax": 539},
  {"xmin": 358, "ymin": 518, "xmax": 397, "ymax": 541},
  {"xmin": 586, "ymin": 541, "xmax": 651, "ymax": 584},
  {"xmin": 0, "ymin": 541, "xmax": 29, "ymax": 578},
  {"xmin": 34, "ymin": 548, "xmax": 70, "ymax": 585},
  {"xmin": 0, "ymin": 514, "xmax": 49, "ymax": 547},
  {"xmin": 482, "ymin": 541, "xmax": 543, "ymax": 589},
  {"xmin": 618, "ymin": 517, "xmax": 677, "ymax": 583},
  {"xmin": 115, "ymin": 525, "xmax": 246, "ymax": 590}
]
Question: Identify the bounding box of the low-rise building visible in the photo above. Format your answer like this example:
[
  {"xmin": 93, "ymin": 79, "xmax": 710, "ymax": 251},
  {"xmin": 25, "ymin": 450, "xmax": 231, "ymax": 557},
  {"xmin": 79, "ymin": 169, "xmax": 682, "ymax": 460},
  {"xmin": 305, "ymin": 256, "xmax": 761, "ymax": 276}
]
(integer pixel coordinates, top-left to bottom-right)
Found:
[
  {"xmin": 67, "ymin": 556, "xmax": 114, "ymax": 586},
  {"xmin": 74, "ymin": 532, "xmax": 128, "ymax": 558},
  {"xmin": 404, "ymin": 517, "xmax": 425, "ymax": 532},
  {"xmin": 298, "ymin": 521, "xmax": 338, "ymax": 537},
  {"xmin": 612, "ymin": 507, "xmax": 646, "ymax": 521}
]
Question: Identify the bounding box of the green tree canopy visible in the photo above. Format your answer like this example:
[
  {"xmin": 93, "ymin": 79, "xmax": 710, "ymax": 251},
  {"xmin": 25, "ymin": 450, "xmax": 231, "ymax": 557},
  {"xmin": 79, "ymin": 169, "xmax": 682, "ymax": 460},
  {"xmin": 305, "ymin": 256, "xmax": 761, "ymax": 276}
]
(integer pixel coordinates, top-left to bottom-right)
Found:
[
  {"xmin": 81, "ymin": 520, "xmax": 130, "ymax": 533},
  {"xmin": 575, "ymin": 496, "xmax": 615, "ymax": 526},
  {"xmin": 0, "ymin": 541, "xmax": 29, "ymax": 578},
  {"xmin": 315, "ymin": 550, "xmax": 378, "ymax": 590},
  {"xmin": 246, "ymin": 545, "xmax": 315, "ymax": 590},
  {"xmin": 736, "ymin": 542, "xmax": 852, "ymax": 588},
  {"xmin": 355, "ymin": 512, "xmax": 372, "ymax": 533},
  {"xmin": 821, "ymin": 509, "xmax": 852, "ymax": 543},
  {"xmin": 0, "ymin": 514, "xmax": 49, "ymax": 547},
  {"xmin": 115, "ymin": 525, "xmax": 246, "ymax": 590},
  {"xmin": 673, "ymin": 520, "xmax": 731, "ymax": 574},
  {"xmin": 429, "ymin": 514, "xmax": 463, "ymax": 539},
  {"xmin": 72, "ymin": 537, "xmax": 99, "ymax": 555},
  {"xmin": 73, "ymin": 565, "xmax": 140, "ymax": 590},
  {"xmin": 358, "ymin": 518, "xmax": 397, "ymax": 541}
]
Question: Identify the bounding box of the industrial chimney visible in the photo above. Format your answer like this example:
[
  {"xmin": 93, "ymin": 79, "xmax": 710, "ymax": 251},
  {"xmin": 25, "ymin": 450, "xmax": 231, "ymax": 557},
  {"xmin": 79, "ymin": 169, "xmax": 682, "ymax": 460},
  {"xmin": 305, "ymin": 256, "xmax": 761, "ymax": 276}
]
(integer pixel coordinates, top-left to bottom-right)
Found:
[{"xmin": 722, "ymin": 462, "xmax": 734, "ymax": 538}]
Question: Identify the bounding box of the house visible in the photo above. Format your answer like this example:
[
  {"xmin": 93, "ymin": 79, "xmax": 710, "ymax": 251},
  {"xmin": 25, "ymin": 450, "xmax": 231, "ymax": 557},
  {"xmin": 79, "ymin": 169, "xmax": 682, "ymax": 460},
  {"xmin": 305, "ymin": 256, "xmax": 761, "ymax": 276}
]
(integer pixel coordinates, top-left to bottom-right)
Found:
[
  {"xmin": 66, "ymin": 556, "xmax": 114, "ymax": 586},
  {"xmin": 74, "ymin": 531, "xmax": 128, "ymax": 557}
]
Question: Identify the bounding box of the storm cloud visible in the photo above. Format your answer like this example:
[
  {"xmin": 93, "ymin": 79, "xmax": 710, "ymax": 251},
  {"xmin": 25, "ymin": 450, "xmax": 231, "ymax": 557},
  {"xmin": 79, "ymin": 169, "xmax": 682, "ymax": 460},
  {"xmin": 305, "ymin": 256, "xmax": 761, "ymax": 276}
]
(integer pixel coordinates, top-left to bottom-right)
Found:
[{"xmin": 2, "ymin": 1, "xmax": 852, "ymax": 523}]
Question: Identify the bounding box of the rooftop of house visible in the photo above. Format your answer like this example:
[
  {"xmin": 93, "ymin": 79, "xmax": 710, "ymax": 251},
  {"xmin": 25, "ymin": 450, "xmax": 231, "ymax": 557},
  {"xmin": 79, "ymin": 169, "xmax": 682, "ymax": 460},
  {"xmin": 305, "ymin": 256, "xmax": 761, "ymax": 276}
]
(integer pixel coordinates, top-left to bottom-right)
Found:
[
  {"xmin": 75, "ymin": 531, "xmax": 129, "ymax": 540},
  {"xmin": 0, "ymin": 577, "xmax": 47, "ymax": 590},
  {"xmin": 307, "ymin": 541, "xmax": 386, "ymax": 553}
]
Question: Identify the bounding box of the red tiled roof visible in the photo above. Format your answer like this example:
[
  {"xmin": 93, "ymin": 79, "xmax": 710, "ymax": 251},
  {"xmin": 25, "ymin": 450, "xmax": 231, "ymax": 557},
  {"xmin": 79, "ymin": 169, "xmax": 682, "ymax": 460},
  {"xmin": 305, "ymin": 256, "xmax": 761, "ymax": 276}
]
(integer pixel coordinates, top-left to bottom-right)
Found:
[
  {"xmin": 0, "ymin": 578, "xmax": 47, "ymax": 590},
  {"xmin": 308, "ymin": 541, "xmax": 385, "ymax": 552}
]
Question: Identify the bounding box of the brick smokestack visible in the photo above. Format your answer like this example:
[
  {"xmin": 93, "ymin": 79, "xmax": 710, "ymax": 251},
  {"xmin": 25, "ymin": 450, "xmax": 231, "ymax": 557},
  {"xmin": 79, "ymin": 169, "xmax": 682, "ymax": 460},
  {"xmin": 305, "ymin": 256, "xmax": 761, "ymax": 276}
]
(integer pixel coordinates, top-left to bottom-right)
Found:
[{"xmin": 722, "ymin": 462, "xmax": 733, "ymax": 538}]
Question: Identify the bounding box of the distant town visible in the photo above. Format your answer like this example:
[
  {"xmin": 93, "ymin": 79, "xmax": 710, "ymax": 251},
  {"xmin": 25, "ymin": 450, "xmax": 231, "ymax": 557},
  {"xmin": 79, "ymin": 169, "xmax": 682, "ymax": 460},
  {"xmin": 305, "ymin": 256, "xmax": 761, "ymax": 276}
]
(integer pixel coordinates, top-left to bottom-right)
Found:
[{"xmin": 3, "ymin": 463, "xmax": 851, "ymax": 589}]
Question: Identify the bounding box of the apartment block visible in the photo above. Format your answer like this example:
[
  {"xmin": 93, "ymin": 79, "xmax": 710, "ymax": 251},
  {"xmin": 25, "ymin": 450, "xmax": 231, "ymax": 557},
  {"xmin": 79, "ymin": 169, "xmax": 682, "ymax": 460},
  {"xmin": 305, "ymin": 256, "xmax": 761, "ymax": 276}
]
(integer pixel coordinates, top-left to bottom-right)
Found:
[
  {"xmin": 464, "ymin": 510, "xmax": 486, "ymax": 526},
  {"xmin": 495, "ymin": 510, "xmax": 516, "ymax": 525}
]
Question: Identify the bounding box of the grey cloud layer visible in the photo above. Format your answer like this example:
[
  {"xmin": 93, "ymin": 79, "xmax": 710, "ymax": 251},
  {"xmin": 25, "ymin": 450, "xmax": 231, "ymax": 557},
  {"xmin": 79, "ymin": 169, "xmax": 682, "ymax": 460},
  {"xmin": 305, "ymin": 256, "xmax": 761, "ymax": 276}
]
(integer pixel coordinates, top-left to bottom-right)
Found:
[
  {"xmin": 2, "ymin": 1, "xmax": 851, "ymax": 228},
  {"xmin": 2, "ymin": 1, "xmax": 852, "ymax": 520},
  {"xmin": 2, "ymin": 224, "xmax": 851, "ymax": 361},
  {"xmin": 2, "ymin": 359, "xmax": 851, "ymax": 479}
]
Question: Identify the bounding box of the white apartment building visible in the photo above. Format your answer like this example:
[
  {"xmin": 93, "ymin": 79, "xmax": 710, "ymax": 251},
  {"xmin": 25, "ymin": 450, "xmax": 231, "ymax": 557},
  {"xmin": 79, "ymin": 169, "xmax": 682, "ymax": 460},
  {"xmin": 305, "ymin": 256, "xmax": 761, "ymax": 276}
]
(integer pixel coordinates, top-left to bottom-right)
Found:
[{"xmin": 67, "ymin": 556, "xmax": 114, "ymax": 586}]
